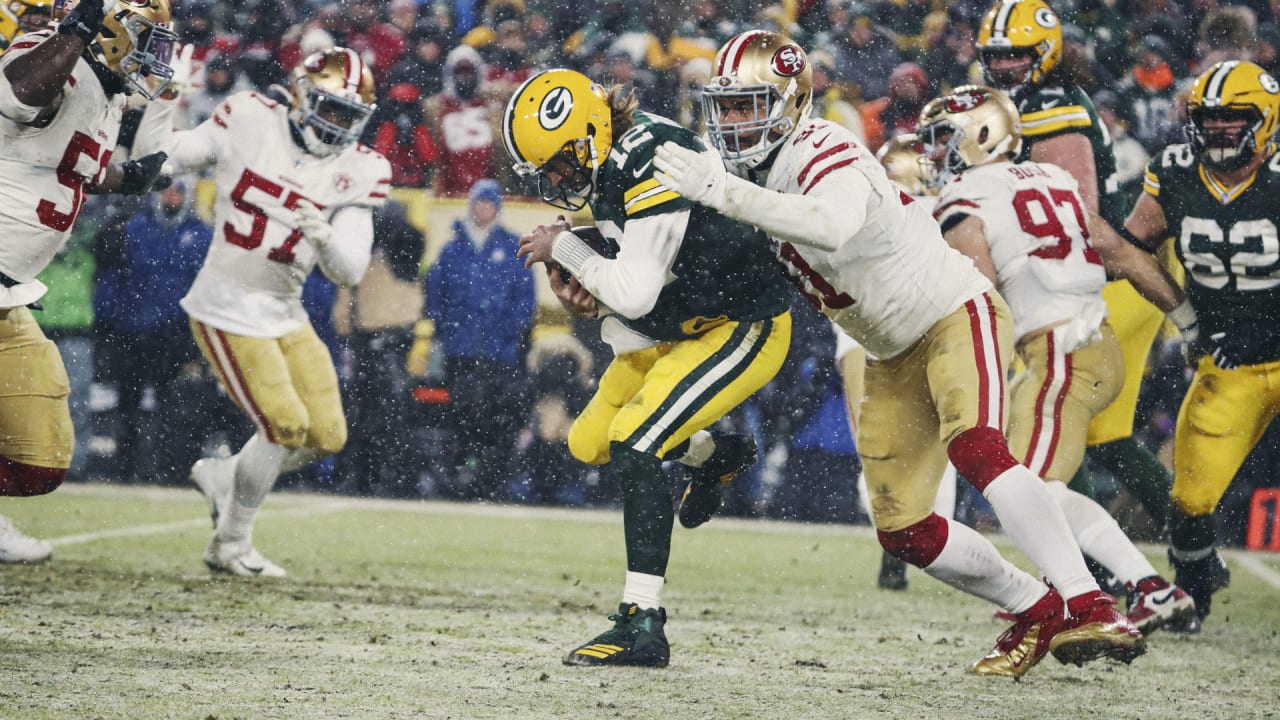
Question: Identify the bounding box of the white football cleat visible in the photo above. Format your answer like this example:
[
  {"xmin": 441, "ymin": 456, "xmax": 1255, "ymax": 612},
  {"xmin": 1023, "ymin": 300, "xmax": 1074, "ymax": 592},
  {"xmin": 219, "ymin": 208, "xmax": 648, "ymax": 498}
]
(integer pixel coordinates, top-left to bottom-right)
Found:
[
  {"xmin": 189, "ymin": 457, "xmax": 235, "ymax": 528},
  {"xmin": 0, "ymin": 514, "xmax": 52, "ymax": 564},
  {"xmin": 203, "ymin": 535, "xmax": 287, "ymax": 578}
]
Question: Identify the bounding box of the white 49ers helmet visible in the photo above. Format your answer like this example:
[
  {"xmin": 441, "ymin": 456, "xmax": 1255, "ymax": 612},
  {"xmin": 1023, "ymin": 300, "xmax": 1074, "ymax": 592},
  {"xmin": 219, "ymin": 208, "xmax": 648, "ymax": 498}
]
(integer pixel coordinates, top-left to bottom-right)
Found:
[
  {"xmin": 703, "ymin": 29, "xmax": 813, "ymax": 171},
  {"xmin": 54, "ymin": 0, "xmax": 177, "ymax": 99},
  {"xmin": 290, "ymin": 47, "xmax": 377, "ymax": 157},
  {"xmin": 916, "ymin": 85, "xmax": 1021, "ymax": 189}
]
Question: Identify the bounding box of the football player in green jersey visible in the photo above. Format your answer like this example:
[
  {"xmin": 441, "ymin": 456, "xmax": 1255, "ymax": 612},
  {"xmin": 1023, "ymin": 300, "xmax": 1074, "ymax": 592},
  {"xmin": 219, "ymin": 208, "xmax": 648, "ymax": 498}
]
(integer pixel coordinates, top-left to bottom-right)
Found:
[
  {"xmin": 1112, "ymin": 59, "xmax": 1280, "ymax": 633},
  {"xmin": 979, "ymin": 0, "xmax": 1177, "ymax": 568},
  {"xmin": 504, "ymin": 69, "xmax": 793, "ymax": 667}
]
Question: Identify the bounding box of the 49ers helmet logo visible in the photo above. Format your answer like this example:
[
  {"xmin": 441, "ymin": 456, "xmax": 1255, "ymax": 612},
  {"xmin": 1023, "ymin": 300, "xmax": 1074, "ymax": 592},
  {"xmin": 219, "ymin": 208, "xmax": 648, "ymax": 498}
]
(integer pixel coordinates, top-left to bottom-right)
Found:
[
  {"xmin": 772, "ymin": 46, "xmax": 806, "ymax": 77},
  {"xmin": 945, "ymin": 90, "xmax": 987, "ymax": 113},
  {"xmin": 303, "ymin": 52, "xmax": 327, "ymax": 73}
]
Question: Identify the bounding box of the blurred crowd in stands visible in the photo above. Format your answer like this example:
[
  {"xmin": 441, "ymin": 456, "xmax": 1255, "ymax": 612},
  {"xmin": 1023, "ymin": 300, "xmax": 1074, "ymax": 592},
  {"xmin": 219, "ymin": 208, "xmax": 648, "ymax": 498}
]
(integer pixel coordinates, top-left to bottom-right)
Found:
[{"xmin": 32, "ymin": 0, "xmax": 1280, "ymax": 545}]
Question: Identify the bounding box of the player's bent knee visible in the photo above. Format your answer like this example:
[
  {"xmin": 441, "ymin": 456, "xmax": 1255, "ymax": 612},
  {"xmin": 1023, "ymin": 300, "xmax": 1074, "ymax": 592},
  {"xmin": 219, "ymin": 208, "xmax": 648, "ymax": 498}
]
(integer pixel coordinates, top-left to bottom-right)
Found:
[
  {"xmin": 0, "ymin": 456, "xmax": 67, "ymax": 497},
  {"xmin": 947, "ymin": 426, "xmax": 1019, "ymax": 492},
  {"xmin": 567, "ymin": 421, "xmax": 609, "ymax": 465},
  {"xmin": 878, "ymin": 513, "xmax": 949, "ymax": 568},
  {"xmin": 311, "ymin": 425, "xmax": 348, "ymax": 457}
]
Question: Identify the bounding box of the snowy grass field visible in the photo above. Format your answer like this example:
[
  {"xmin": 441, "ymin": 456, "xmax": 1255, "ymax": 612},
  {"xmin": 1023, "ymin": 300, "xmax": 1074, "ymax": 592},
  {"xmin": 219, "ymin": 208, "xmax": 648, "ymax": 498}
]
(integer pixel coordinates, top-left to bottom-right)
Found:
[{"xmin": 1, "ymin": 483, "xmax": 1278, "ymax": 719}]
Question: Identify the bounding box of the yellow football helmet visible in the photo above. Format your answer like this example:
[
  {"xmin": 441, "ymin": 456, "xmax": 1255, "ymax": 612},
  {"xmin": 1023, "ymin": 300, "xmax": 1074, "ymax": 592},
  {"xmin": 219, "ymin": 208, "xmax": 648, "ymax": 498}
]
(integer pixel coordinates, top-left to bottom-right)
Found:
[
  {"xmin": 54, "ymin": 0, "xmax": 177, "ymax": 99},
  {"xmin": 702, "ymin": 29, "xmax": 814, "ymax": 171},
  {"xmin": 289, "ymin": 47, "xmax": 378, "ymax": 157},
  {"xmin": 0, "ymin": 0, "xmax": 53, "ymax": 50},
  {"xmin": 1186, "ymin": 60, "xmax": 1280, "ymax": 170},
  {"xmin": 876, "ymin": 133, "xmax": 933, "ymax": 197},
  {"xmin": 977, "ymin": 0, "xmax": 1062, "ymax": 98},
  {"xmin": 503, "ymin": 68, "xmax": 614, "ymax": 211},
  {"xmin": 916, "ymin": 85, "xmax": 1022, "ymax": 189}
]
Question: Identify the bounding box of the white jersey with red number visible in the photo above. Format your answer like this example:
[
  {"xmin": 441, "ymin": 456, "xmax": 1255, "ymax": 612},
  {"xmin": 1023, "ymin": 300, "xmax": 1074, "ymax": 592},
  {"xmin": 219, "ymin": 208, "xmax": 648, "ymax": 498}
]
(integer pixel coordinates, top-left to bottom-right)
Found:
[
  {"xmin": 760, "ymin": 117, "xmax": 992, "ymax": 359},
  {"xmin": 0, "ymin": 31, "xmax": 125, "ymax": 307},
  {"xmin": 141, "ymin": 91, "xmax": 391, "ymax": 337},
  {"xmin": 934, "ymin": 161, "xmax": 1108, "ymax": 344}
]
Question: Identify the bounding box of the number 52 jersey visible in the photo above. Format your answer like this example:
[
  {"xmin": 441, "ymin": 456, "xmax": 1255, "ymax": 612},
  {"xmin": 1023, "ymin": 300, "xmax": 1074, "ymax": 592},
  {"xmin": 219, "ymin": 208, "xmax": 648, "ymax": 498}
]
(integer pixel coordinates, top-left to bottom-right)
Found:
[
  {"xmin": 1146, "ymin": 143, "xmax": 1280, "ymax": 364},
  {"xmin": 140, "ymin": 91, "xmax": 391, "ymax": 338}
]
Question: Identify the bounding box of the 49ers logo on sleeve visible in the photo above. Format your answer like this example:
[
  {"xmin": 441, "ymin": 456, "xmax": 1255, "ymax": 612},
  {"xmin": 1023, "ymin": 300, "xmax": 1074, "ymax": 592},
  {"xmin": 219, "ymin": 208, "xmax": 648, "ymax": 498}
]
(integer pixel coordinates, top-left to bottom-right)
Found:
[
  {"xmin": 772, "ymin": 46, "xmax": 806, "ymax": 77},
  {"xmin": 945, "ymin": 90, "xmax": 987, "ymax": 113}
]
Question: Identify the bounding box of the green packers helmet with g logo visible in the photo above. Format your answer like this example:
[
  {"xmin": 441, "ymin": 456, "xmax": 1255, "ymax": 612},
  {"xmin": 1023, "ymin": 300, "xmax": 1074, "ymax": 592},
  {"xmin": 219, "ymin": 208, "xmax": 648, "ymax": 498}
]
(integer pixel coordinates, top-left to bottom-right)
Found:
[
  {"xmin": 503, "ymin": 69, "xmax": 614, "ymax": 211},
  {"xmin": 977, "ymin": 0, "xmax": 1062, "ymax": 98},
  {"xmin": 1186, "ymin": 60, "xmax": 1280, "ymax": 171}
]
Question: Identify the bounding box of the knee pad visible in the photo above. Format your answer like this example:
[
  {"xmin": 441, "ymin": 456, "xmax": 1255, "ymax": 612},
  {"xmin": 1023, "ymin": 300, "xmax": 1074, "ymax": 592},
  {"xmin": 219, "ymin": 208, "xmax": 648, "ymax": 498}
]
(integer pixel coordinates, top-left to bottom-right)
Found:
[
  {"xmin": 878, "ymin": 513, "xmax": 949, "ymax": 567},
  {"xmin": 947, "ymin": 426, "xmax": 1019, "ymax": 492},
  {"xmin": 0, "ymin": 456, "xmax": 67, "ymax": 497}
]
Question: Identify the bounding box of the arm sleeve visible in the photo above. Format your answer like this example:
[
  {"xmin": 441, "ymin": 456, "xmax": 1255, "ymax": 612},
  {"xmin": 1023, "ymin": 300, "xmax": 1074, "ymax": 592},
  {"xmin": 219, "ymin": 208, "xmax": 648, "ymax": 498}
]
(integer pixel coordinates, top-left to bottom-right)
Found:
[
  {"xmin": 553, "ymin": 210, "xmax": 687, "ymax": 320},
  {"xmin": 132, "ymin": 98, "xmax": 221, "ymax": 173},
  {"xmin": 719, "ymin": 167, "xmax": 873, "ymax": 253},
  {"xmin": 316, "ymin": 206, "xmax": 374, "ymax": 288}
]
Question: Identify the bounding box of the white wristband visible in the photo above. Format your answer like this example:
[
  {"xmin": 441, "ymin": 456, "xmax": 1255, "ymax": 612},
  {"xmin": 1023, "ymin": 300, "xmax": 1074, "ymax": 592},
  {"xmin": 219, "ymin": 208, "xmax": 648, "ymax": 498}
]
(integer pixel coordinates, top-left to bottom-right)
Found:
[{"xmin": 1167, "ymin": 298, "xmax": 1197, "ymax": 331}]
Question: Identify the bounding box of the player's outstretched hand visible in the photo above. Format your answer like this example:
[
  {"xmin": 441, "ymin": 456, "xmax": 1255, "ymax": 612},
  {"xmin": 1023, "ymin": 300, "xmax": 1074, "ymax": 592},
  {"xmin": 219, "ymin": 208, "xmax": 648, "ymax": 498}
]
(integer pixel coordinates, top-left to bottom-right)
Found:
[
  {"xmin": 654, "ymin": 141, "xmax": 728, "ymax": 211},
  {"xmin": 119, "ymin": 151, "xmax": 170, "ymax": 194},
  {"xmin": 57, "ymin": 0, "xmax": 118, "ymax": 43}
]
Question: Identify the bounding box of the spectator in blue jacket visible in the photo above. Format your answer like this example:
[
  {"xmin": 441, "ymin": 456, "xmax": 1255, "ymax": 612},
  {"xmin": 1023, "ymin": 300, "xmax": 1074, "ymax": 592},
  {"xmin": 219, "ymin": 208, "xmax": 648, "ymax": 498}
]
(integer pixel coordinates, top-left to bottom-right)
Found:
[
  {"xmin": 426, "ymin": 179, "xmax": 535, "ymax": 500},
  {"xmin": 94, "ymin": 180, "xmax": 212, "ymax": 484}
]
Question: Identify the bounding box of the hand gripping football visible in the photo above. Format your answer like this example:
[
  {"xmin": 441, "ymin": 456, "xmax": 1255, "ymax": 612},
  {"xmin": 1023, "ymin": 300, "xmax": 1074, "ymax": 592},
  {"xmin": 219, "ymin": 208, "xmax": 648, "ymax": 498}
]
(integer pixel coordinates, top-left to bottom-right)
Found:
[{"xmin": 548, "ymin": 225, "xmax": 619, "ymax": 284}]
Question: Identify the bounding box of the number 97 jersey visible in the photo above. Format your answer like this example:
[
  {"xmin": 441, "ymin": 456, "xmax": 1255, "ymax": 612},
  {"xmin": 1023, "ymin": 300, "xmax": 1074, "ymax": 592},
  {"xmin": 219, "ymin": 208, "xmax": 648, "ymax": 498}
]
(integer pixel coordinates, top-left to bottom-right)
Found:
[
  {"xmin": 1146, "ymin": 143, "xmax": 1280, "ymax": 364},
  {"xmin": 181, "ymin": 91, "xmax": 391, "ymax": 338},
  {"xmin": 934, "ymin": 160, "xmax": 1107, "ymax": 344}
]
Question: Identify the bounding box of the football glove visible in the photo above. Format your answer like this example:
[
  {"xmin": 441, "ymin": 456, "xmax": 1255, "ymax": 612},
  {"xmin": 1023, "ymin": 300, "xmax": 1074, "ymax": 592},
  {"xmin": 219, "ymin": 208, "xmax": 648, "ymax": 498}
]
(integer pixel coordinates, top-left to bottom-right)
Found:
[
  {"xmin": 57, "ymin": 0, "xmax": 119, "ymax": 43},
  {"xmin": 654, "ymin": 141, "xmax": 728, "ymax": 211},
  {"xmin": 295, "ymin": 200, "xmax": 332, "ymax": 250},
  {"xmin": 119, "ymin": 151, "xmax": 170, "ymax": 195}
]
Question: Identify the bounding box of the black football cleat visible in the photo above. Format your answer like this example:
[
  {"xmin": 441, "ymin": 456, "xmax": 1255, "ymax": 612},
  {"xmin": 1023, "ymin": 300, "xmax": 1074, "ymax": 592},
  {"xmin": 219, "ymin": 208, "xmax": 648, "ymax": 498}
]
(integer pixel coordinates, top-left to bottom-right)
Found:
[
  {"xmin": 678, "ymin": 431, "xmax": 757, "ymax": 529},
  {"xmin": 564, "ymin": 603, "xmax": 669, "ymax": 667}
]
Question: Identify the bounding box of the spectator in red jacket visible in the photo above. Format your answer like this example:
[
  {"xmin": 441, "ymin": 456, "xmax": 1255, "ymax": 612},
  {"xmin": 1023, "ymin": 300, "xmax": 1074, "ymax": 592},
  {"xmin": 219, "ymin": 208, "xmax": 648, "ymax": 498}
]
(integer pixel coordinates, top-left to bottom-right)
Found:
[{"xmin": 372, "ymin": 83, "xmax": 440, "ymax": 188}]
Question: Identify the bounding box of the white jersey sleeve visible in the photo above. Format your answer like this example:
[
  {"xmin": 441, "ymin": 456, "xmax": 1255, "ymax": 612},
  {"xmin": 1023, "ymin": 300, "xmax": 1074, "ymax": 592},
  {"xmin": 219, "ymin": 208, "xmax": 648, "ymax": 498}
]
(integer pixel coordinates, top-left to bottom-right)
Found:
[
  {"xmin": 758, "ymin": 118, "xmax": 992, "ymax": 359},
  {"xmin": 0, "ymin": 32, "xmax": 124, "ymax": 307},
  {"xmin": 180, "ymin": 91, "xmax": 392, "ymax": 337},
  {"xmin": 935, "ymin": 161, "xmax": 1108, "ymax": 344}
]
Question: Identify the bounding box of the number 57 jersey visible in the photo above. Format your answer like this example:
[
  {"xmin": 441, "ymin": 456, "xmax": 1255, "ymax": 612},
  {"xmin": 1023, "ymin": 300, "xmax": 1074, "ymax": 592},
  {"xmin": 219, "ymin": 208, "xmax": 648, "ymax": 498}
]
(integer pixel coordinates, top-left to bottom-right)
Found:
[{"xmin": 145, "ymin": 91, "xmax": 390, "ymax": 338}]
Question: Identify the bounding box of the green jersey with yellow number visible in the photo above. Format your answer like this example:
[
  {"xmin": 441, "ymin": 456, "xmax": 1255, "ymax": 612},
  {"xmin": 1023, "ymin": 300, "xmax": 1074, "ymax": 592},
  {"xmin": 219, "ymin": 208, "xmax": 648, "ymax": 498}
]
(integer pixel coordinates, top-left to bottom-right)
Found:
[
  {"xmin": 1146, "ymin": 143, "xmax": 1280, "ymax": 364},
  {"xmin": 1016, "ymin": 83, "xmax": 1129, "ymax": 227},
  {"xmin": 589, "ymin": 112, "xmax": 791, "ymax": 341}
]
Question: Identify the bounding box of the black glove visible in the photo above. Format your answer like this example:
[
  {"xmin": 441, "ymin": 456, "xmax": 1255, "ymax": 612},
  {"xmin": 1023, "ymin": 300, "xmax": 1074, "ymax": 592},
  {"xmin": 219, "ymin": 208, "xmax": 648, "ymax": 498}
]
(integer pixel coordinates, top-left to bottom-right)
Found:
[
  {"xmin": 119, "ymin": 151, "xmax": 169, "ymax": 195},
  {"xmin": 1190, "ymin": 330, "xmax": 1242, "ymax": 371},
  {"xmin": 57, "ymin": 0, "xmax": 115, "ymax": 43}
]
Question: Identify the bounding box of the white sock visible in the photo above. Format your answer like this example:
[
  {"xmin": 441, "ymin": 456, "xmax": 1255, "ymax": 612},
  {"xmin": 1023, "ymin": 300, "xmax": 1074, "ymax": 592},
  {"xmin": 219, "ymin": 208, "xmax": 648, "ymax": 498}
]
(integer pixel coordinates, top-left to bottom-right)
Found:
[
  {"xmin": 932, "ymin": 463, "xmax": 957, "ymax": 519},
  {"xmin": 1044, "ymin": 480, "xmax": 1158, "ymax": 586},
  {"xmin": 675, "ymin": 431, "xmax": 715, "ymax": 468},
  {"xmin": 923, "ymin": 517, "xmax": 1048, "ymax": 614},
  {"xmin": 621, "ymin": 571, "xmax": 665, "ymax": 610},
  {"xmin": 983, "ymin": 466, "xmax": 1098, "ymax": 600},
  {"xmin": 220, "ymin": 434, "xmax": 290, "ymax": 543}
]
